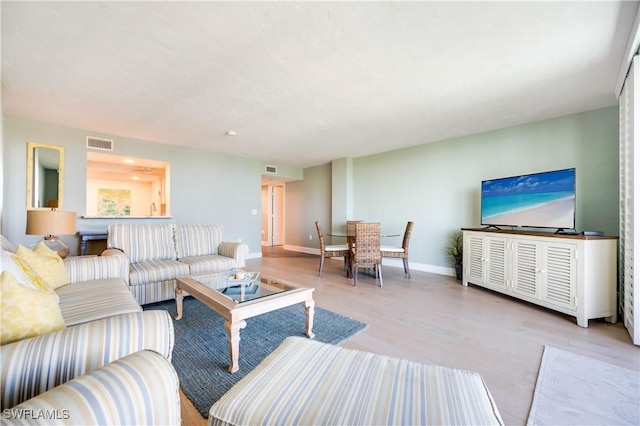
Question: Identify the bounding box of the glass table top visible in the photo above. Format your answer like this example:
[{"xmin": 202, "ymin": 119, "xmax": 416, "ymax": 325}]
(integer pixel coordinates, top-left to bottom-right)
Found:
[{"xmin": 191, "ymin": 270, "xmax": 297, "ymax": 303}]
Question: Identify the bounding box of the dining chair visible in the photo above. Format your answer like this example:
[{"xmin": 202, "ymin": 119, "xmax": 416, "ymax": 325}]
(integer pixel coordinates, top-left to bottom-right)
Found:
[
  {"xmin": 350, "ymin": 222, "xmax": 383, "ymax": 287},
  {"xmin": 345, "ymin": 220, "xmax": 363, "ymax": 277},
  {"xmin": 315, "ymin": 221, "xmax": 349, "ymax": 277},
  {"xmin": 380, "ymin": 221, "xmax": 414, "ymax": 279}
]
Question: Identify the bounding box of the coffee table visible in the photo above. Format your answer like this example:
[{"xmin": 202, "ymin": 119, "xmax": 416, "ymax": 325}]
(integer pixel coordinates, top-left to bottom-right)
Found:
[{"xmin": 175, "ymin": 271, "xmax": 315, "ymax": 373}]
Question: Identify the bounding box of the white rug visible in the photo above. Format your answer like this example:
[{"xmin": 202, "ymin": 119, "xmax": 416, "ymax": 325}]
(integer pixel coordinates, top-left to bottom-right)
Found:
[{"xmin": 527, "ymin": 346, "xmax": 640, "ymax": 425}]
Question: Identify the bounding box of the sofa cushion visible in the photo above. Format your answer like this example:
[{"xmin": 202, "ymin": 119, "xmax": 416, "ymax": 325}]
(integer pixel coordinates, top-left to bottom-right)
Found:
[
  {"xmin": 1, "ymin": 271, "xmax": 66, "ymax": 345},
  {"xmin": 175, "ymin": 224, "xmax": 224, "ymax": 258},
  {"xmin": 1, "ymin": 251, "xmax": 52, "ymax": 293},
  {"xmin": 1, "ymin": 235, "xmax": 15, "ymax": 252},
  {"xmin": 64, "ymin": 253, "xmax": 129, "ymax": 284},
  {"xmin": 130, "ymin": 280, "xmax": 177, "ymax": 306},
  {"xmin": 56, "ymin": 278, "xmax": 142, "ymax": 326},
  {"xmin": 179, "ymin": 254, "xmax": 236, "ymax": 275},
  {"xmin": 107, "ymin": 223, "xmax": 177, "ymax": 263},
  {"xmin": 129, "ymin": 259, "xmax": 189, "ymax": 287},
  {"xmin": 15, "ymin": 243, "xmax": 70, "ymax": 290}
]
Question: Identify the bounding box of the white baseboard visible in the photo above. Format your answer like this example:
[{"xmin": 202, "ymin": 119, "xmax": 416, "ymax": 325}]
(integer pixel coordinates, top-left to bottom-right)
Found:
[
  {"xmin": 283, "ymin": 244, "xmax": 320, "ymax": 255},
  {"xmin": 247, "ymin": 251, "xmax": 263, "ymax": 259},
  {"xmin": 381, "ymin": 258, "xmax": 454, "ymax": 277}
]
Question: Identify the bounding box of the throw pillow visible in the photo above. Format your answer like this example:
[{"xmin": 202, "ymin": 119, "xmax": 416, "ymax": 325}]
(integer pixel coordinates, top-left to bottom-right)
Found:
[
  {"xmin": 0, "ymin": 250, "xmax": 52, "ymax": 293},
  {"xmin": 0, "ymin": 271, "xmax": 66, "ymax": 345},
  {"xmin": 15, "ymin": 243, "xmax": 70, "ymax": 290}
]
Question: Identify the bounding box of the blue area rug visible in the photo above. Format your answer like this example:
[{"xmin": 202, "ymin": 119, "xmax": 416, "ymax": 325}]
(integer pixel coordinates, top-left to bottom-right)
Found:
[{"xmin": 145, "ymin": 297, "xmax": 367, "ymax": 417}]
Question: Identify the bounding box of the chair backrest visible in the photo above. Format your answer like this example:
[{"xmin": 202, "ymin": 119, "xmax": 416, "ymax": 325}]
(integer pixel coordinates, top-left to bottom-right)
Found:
[
  {"xmin": 346, "ymin": 220, "xmax": 363, "ymax": 249},
  {"xmin": 346, "ymin": 220, "xmax": 363, "ymax": 237},
  {"xmin": 354, "ymin": 222, "xmax": 381, "ymax": 265},
  {"xmin": 314, "ymin": 221, "xmax": 326, "ymax": 252},
  {"xmin": 402, "ymin": 221, "xmax": 415, "ymax": 252}
]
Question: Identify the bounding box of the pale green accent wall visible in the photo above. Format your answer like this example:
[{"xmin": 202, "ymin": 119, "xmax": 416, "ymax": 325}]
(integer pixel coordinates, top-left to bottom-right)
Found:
[
  {"xmin": 352, "ymin": 106, "xmax": 619, "ymax": 269},
  {"xmin": 331, "ymin": 157, "xmax": 355, "ymax": 233},
  {"xmin": 2, "ymin": 118, "xmax": 273, "ymax": 255},
  {"xmin": 285, "ymin": 163, "xmax": 332, "ymax": 248}
]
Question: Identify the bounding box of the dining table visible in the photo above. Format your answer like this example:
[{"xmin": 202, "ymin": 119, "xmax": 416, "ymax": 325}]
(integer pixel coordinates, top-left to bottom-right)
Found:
[{"xmin": 328, "ymin": 228, "xmax": 401, "ymax": 278}]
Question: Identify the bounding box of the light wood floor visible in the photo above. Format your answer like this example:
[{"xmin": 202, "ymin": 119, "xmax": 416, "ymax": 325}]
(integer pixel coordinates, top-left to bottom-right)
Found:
[{"xmin": 180, "ymin": 247, "xmax": 640, "ymax": 425}]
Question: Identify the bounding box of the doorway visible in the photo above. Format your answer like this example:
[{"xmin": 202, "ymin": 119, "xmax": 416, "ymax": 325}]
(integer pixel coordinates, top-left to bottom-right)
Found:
[{"xmin": 262, "ymin": 184, "xmax": 284, "ymax": 246}]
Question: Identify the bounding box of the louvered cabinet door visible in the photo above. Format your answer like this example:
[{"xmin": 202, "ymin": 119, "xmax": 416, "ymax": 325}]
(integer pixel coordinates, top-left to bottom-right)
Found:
[
  {"xmin": 485, "ymin": 237, "xmax": 508, "ymax": 291},
  {"xmin": 540, "ymin": 242, "xmax": 577, "ymax": 311},
  {"xmin": 512, "ymin": 239, "xmax": 541, "ymax": 299},
  {"xmin": 464, "ymin": 234, "xmax": 485, "ymax": 285}
]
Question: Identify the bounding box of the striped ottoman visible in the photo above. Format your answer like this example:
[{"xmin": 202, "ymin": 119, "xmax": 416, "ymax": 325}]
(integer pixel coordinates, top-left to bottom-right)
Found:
[{"xmin": 209, "ymin": 337, "xmax": 504, "ymax": 425}]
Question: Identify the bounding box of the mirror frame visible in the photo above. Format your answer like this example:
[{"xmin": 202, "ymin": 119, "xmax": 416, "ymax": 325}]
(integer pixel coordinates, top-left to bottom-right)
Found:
[{"xmin": 26, "ymin": 142, "xmax": 65, "ymax": 210}]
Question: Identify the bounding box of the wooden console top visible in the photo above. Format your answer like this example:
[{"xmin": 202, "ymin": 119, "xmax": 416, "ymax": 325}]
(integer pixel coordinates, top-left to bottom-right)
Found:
[{"xmin": 461, "ymin": 228, "xmax": 618, "ymax": 240}]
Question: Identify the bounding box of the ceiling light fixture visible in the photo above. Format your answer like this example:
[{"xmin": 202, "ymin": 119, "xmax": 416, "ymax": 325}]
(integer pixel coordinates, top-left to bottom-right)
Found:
[{"xmin": 225, "ymin": 130, "xmax": 237, "ymax": 136}]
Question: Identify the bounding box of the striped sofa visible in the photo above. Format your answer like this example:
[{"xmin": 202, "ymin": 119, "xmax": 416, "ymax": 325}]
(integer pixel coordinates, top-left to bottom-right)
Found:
[
  {"xmin": 106, "ymin": 223, "xmax": 249, "ymax": 305},
  {"xmin": 1, "ymin": 236, "xmax": 180, "ymax": 424},
  {"xmin": 209, "ymin": 337, "xmax": 504, "ymax": 426}
]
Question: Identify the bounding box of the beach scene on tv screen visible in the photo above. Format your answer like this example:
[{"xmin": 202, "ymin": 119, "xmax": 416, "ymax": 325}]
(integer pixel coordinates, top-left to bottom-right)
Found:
[{"xmin": 481, "ymin": 169, "xmax": 575, "ymax": 229}]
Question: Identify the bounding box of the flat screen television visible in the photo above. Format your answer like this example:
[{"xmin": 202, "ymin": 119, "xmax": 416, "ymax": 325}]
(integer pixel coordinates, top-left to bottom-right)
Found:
[{"xmin": 481, "ymin": 168, "xmax": 576, "ymax": 231}]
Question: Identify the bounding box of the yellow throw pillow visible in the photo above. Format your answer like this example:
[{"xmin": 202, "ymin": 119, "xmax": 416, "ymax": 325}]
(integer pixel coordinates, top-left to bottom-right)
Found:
[
  {"xmin": 0, "ymin": 250, "xmax": 51, "ymax": 293},
  {"xmin": 15, "ymin": 243, "xmax": 70, "ymax": 290},
  {"xmin": 0, "ymin": 271, "xmax": 66, "ymax": 345}
]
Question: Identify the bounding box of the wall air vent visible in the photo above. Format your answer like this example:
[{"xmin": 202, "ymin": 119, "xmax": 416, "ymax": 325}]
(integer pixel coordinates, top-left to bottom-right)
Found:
[
  {"xmin": 86, "ymin": 136, "xmax": 114, "ymax": 151},
  {"xmin": 265, "ymin": 165, "xmax": 277, "ymax": 174}
]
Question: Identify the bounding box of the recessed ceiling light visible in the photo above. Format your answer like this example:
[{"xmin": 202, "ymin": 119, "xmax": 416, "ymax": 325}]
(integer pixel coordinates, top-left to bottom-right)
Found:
[{"xmin": 225, "ymin": 130, "xmax": 237, "ymax": 136}]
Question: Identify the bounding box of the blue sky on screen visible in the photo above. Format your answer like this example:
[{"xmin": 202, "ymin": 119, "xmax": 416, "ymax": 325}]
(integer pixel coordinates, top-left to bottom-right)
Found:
[{"xmin": 482, "ymin": 169, "xmax": 575, "ymax": 196}]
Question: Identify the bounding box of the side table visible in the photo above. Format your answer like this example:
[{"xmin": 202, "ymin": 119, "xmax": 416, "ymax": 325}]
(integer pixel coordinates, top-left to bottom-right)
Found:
[{"xmin": 78, "ymin": 231, "xmax": 108, "ymax": 256}]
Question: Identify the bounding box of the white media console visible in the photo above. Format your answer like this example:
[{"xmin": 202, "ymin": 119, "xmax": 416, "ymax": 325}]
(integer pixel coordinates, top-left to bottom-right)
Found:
[{"xmin": 461, "ymin": 228, "xmax": 618, "ymax": 327}]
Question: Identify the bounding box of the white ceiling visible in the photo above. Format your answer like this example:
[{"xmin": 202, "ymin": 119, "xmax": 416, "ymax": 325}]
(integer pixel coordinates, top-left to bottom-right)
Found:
[{"xmin": 2, "ymin": 1, "xmax": 638, "ymax": 169}]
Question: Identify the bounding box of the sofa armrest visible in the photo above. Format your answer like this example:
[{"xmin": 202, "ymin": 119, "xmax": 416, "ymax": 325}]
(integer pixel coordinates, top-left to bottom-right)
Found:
[
  {"xmin": 63, "ymin": 252, "xmax": 129, "ymax": 284},
  {"xmin": 3, "ymin": 350, "xmax": 181, "ymax": 425},
  {"xmin": 0, "ymin": 310, "xmax": 174, "ymax": 409},
  {"xmin": 218, "ymin": 242, "xmax": 249, "ymax": 267}
]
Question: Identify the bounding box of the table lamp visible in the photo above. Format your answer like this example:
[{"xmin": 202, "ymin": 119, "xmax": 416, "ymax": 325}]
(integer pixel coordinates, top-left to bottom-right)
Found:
[{"xmin": 26, "ymin": 209, "xmax": 77, "ymax": 258}]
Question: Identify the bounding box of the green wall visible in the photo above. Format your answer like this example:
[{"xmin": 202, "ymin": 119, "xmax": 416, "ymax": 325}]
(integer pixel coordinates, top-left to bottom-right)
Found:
[
  {"xmin": 285, "ymin": 163, "xmax": 332, "ymax": 249},
  {"xmin": 3, "ymin": 106, "xmax": 619, "ymax": 273},
  {"xmin": 2, "ymin": 117, "xmax": 283, "ymax": 255},
  {"xmin": 286, "ymin": 106, "xmax": 619, "ymax": 273}
]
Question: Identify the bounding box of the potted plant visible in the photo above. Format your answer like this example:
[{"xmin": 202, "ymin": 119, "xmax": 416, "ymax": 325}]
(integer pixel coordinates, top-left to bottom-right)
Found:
[{"xmin": 445, "ymin": 231, "xmax": 464, "ymax": 280}]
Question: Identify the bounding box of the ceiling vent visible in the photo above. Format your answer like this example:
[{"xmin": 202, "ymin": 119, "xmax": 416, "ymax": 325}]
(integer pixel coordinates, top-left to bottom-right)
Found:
[
  {"xmin": 265, "ymin": 165, "xmax": 277, "ymax": 174},
  {"xmin": 86, "ymin": 136, "xmax": 114, "ymax": 151}
]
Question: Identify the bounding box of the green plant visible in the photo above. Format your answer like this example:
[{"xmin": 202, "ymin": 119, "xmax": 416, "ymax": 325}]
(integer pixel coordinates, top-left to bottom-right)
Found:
[{"xmin": 445, "ymin": 231, "xmax": 463, "ymax": 267}]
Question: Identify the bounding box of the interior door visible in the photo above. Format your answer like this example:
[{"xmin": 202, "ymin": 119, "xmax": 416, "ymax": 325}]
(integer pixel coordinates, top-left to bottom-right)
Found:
[
  {"xmin": 270, "ymin": 186, "xmax": 284, "ymax": 246},
  {"xmin": 262, "ymin": 185, "xmax": 285, "ymax": 246}
]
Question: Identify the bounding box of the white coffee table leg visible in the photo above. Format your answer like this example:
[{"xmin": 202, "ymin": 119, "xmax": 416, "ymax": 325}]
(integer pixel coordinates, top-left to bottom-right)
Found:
[
  {"xmin": 175, "ymin": 286, "xmax": 184, "ymax": 320},
  {"xmin": 225, "ymin": 319, "xmax": 247, "ymax": 373},
  {"xmin": 303, "ymin": 298, "xmax": 315, "ymax": 339}
]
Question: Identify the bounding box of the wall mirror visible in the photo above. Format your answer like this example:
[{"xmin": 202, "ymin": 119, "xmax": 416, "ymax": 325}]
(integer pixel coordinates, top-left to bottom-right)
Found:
[
  {"xmin": 86, "ymin": 152, "xmax": 171, "ymax": 217},
  {"xmin": 26, "ymin": 142, "xmax": 64, "ymax": 210}
]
